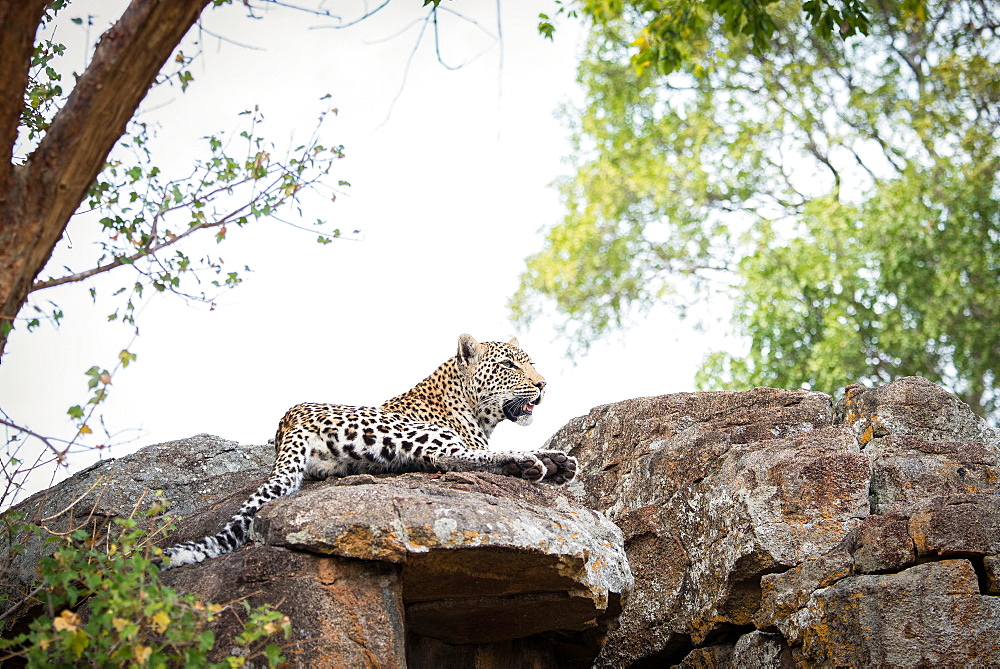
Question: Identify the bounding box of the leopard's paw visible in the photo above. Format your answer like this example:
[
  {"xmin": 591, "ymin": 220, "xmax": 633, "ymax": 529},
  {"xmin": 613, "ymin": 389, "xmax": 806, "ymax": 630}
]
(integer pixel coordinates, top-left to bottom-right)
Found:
[
  {"xmin": 532, "ymin": 451, "xmax": 578, "ymax": 485},
  {"xmin": 502, "ymin": 454, "xmax": 547, "ymax": 482}
]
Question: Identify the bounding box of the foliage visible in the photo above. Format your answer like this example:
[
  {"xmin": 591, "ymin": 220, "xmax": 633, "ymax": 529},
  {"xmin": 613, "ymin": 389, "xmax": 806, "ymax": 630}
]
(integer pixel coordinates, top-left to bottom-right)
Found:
[
  {"xmin": 17, "ymin": 4, "xmax": 350, "ymax": 338},
  {"xmin": 542, "ymin": 0, "xmax": 887, "ymax": 74},
  {"xmin": 0, "ymin": 500, "xmax": 289, "ymax": 666},
  {"xmin": 513, "ymin": 0, "xmax": 1000, "ymax": 417},
  {"xmin": 25, "ymin": 105, "xmax": 347, "ymax": 331}
]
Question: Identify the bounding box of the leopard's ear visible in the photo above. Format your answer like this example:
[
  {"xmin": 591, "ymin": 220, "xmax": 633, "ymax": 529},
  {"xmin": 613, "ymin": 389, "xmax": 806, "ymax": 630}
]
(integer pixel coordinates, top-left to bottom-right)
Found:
[
  {"xmin": 507, "ymin": 337, "xmax": 521, "ymax": 349},
  {"xmin": 457, "ymin": 333, "xmax": 482, "ymax": 368}
]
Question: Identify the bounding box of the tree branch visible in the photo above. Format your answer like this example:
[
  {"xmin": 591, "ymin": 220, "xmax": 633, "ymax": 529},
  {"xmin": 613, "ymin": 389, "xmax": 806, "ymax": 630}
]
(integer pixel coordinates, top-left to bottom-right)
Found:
[
  {"xmin": 29, "ymin": 161, "xmax": 313, "ymax": 293},
  {"xmin": 0, "ymin": 418, "xmax": 66, "ymax": 462},
  {"xmin": 0, "ymin": 0, "xmax": 213, "ymax": 359},
  {"xmin": 29, "ymin": 193, "xmax": 247, "ymax": 293},
  {"xmin": 0, "ymin": 1, "xmax": 48, "ymax": 173}
]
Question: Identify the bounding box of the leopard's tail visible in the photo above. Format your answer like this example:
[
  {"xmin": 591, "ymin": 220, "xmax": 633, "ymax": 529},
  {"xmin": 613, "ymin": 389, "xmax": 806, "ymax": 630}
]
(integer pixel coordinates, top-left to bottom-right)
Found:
[{"xmin": 159, "ymin": 469, "xmax": 303, "ymax": 569}]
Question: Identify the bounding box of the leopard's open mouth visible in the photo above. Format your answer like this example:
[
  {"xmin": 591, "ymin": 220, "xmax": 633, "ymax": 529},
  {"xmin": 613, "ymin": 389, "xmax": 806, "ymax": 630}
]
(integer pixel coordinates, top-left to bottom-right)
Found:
[{"xmin": 502, "ymin": 397, "xmax": 536, "ymax": 422}]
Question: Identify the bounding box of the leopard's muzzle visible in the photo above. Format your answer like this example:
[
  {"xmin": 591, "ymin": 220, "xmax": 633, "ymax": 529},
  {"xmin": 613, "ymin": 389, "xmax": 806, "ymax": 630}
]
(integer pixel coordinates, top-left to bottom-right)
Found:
[{"xmin": 503, "ymin": 395, "xmax": 538, "ymax": 422}]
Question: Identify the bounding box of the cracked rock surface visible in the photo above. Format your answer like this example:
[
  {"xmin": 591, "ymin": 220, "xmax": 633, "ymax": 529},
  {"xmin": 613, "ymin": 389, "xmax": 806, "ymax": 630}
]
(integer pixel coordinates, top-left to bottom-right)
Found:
[{"xmin": 548, "ymin": 377, "xmax": 1000, "ymax": 666}]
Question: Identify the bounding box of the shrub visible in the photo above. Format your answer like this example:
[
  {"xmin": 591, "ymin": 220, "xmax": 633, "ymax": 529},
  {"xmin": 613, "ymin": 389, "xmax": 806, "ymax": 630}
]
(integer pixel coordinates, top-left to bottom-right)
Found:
[{"xmin": 0, "ymin": 500, "xmax": 288, "ymax": 667}]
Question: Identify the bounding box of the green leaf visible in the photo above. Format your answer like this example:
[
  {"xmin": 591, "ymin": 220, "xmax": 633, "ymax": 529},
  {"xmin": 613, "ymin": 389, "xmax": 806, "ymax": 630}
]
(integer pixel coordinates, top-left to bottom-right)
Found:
[
  {"xmin": 68, "ymin": 630, "xmax": 89, "ymax": 657},
  {"xmin": 118, "ymin": 349, "xmax": 137, "ymax": 367}
]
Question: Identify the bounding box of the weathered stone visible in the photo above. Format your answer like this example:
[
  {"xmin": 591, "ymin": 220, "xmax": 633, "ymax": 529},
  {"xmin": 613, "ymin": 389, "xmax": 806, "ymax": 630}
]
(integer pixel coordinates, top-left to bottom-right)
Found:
[
  {"xmin": 676, "ymin": 643, "xmax": 733, "ymax": 667},
  {"xmin": 908, "ymin": 492, "xmax": 1000, "ymax": 558},
  {"xmin": 0, "ymin": 435, "xmax": 272, "ymax": 614},
  {"xmin": 161, "ymin": 544, "xmax": 406, "ymax": 667},
  {"xmin": 867, "ymin": 434, "xmax": 1000, "ymax": 514},
  {"xmin": 985, "ymin": 555, "xmax": 1000, "ymax": 594},
  {"xmin": 547, "ymin": 388, "xmax": 871, "ymax": 664},
  {"xmin": 9, "ymin": 376, "xmax": 1000, "ymax": 667},
  {"xmin": 732, "ymin": 630, "xmax": 792, "ymax": 668},
  {"xmin": 771, "ymin": 559, "xmax": 1000, "ymax": 666},
  {"xmin": 848, "ymin": 514, "xmax": 915, "ymax": 573},
  {"xmin": 554, "ymin": 387, "xmax": 834, "ymax": 517},
  {"xmin": 251, "ymin": 471, "xmax": 632, "ymax": 646},
  {"xmin": 834, "ymin": 376, "xmax": 1000, "ymax": 446},
  {"xmin": 756, "ymin": 552, "xmax": 854, "ymax": 629}
]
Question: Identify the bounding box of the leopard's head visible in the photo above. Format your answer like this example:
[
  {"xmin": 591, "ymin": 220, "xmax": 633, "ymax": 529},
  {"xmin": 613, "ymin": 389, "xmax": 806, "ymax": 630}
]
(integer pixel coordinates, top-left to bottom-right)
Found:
[{"xmin": 456, "ymin": 333, "xmax": 546, "ymax": 427}]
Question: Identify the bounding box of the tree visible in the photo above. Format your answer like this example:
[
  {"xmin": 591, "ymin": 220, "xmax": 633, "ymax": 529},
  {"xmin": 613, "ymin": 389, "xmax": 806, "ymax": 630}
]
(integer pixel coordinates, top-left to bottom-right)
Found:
[
  {"xmin": 512, "ymin": 0, "xmax": 1000, "ymax": 417},
  {"xmin": 1, "ymin": 0, "xmax": 210, "ymax": 358},
  {"xmin": 0, "ymin": 0, "xmax": 350, "ymax": 362},
  {"xmin": 0, "ymin": 0, "xmax": 352, "ymax": 484}
]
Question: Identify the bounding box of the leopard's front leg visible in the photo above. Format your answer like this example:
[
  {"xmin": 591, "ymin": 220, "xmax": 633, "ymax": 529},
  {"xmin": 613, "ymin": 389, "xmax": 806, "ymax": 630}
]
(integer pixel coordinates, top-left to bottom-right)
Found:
[{"xmin": 425, "ymin": 447, "xmax": 578, "ymax": 485}]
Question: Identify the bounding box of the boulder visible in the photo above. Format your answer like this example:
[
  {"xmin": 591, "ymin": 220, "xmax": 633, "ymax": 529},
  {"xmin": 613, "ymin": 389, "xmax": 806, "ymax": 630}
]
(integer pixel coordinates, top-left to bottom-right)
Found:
[
  {"xmin": 2, "ymin": 435, "xmax": 629, "ymax": 667},
  {"xmin": 760, "ymin": 559, "xmax": 1000, "ymax": 666},
  {"xmin": 161, "ymin": 545, "xmax": 407, "ymax": 667},
  {"xmin": 551, "ymin": 378, "xmax": 1000, "ymax": 666},
  {"xmin": 547, "ymin": 387, "xmax": 865, "ymax": 664},
  {"xmin": 250, "ymin": 471, "xmax": 631, "ymax": 646},
  {"xmin": 834, "ymin": 375, "xmax": 1000, "ymax": 446},
  {"xmin": 866, "ymin": 434, "xmax": 999, "ymax": 514},
  {"xmin": 7, "ymin": 376, "xmax": 999, "ymax": 667},
  {"xmin": 731, "ymin": 630, "xmax": 791, "ymax": 667}
]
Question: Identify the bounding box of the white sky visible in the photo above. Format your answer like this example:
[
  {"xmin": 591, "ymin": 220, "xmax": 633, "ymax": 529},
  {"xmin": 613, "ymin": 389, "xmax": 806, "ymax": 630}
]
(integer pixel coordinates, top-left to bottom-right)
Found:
[{"xmin": 1, "ymin": 0, "xmax": 735, "ymax": 501}]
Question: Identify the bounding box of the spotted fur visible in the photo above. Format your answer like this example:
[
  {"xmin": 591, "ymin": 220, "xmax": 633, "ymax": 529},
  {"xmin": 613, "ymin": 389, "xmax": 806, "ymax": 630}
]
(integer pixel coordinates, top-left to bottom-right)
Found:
[{"xmin": 161, "ymin": 334, "xmax": 577, "ymax": 568}]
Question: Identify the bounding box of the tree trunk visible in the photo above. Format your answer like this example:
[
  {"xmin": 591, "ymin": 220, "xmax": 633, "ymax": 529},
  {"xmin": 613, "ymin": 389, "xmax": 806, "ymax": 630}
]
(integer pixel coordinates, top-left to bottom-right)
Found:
[{"xmin": 0, "ymin": 0, "xmax": 213, "ymax": 360}]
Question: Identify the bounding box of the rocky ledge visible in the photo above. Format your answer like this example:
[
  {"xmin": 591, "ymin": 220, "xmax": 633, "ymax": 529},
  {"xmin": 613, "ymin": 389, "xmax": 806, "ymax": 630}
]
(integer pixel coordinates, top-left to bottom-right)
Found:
[{"xmin": 3, "ymin": 376, "xmax": 998, "ymax": 667}]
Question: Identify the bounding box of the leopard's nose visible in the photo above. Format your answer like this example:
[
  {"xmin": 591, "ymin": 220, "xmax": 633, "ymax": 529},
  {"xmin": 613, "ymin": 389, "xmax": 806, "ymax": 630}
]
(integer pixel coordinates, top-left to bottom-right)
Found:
[{"xmin": 533, "ymin": 380, "xmax": 546, "ymax": 403}]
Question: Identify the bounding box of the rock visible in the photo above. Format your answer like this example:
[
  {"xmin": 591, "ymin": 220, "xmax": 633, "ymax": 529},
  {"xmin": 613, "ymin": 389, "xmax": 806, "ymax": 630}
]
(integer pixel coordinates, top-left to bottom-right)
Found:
[
  {"xmin": 555, "ymin": 378, "xmax": 1000, "ymax": 667},
  {"xmin": 732, "ymin": 630, "xmax": 791, "ymax": 667},
  {"xmin": 159, "ymin": 467, "xmax": 631, "ymax": 662},
  {"xmin": 754, "ymin": 552, "xmax": 854, "ymax": 627},
  {"xmin": 762, "ymin": 559, "xmax": 1000, "ymax": 666},
  {"xmin": 1, "ymin": 435, "xmax": 630, "ymax": 666},
  {"xmin": 907, "ymin": 491, "xmax": 1000, "ymax": 558},
  {"xmin": 834, "ymin": 376, "xmax": 1000, "ymax": 446},
  {"xmin": 251, "ymin": 471, "xmax": 632, "ymax": 646},
  {"xmin": 676, "ymin": 643, "xmax": 733, "ymax": 667},
  {"xmin": 547, "ymin": 387, "xmax": 866, "ymax": 665},
  {"xmin": 160, "ymin": 545, "xmax": 407, "ymax": 667},
  {"xmin": 866, "ymin": 435, "xmax": 999, "ymax": 514},
  {"xmin": 847, "ymin": 514, "xmax": 915, "ymax": 573},
  {"xmin": 986, "ymin": 555, "xmax": 1000, "ymax": 594},
  {"xmin": 7, "ymin": 376, "xmax": 999, "ymax": 667}
]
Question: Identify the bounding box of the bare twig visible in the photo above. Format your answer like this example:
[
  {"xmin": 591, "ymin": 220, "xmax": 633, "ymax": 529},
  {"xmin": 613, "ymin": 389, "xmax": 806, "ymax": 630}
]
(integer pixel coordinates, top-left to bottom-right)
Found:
[
  {"xmin": 39, "ymin": 475, "xmax": 106, "ymax": 523},
  {"xmin": 0, "ymin": 418, "xmax": 67, "ymax": 462}
]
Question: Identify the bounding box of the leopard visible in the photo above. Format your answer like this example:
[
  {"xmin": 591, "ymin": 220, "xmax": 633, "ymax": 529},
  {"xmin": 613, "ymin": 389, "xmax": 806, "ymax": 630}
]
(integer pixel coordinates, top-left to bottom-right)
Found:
[{"xmin": 161, "ymin": 334, "xmax": 577, "ymax": 568}]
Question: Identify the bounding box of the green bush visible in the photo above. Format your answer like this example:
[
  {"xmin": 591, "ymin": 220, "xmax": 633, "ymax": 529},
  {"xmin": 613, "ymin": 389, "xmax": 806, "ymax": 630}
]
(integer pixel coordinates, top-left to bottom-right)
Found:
[{"xmin": 0, "ymin": 501, "xmax": 289, "ymax": 667}]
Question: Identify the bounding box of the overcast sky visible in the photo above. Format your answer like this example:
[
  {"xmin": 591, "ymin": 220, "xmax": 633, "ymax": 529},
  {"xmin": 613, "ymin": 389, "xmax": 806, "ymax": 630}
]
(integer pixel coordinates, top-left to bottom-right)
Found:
[{"xmin": 1, "ymin": 0, "xmax": 735, "ymax": 502}]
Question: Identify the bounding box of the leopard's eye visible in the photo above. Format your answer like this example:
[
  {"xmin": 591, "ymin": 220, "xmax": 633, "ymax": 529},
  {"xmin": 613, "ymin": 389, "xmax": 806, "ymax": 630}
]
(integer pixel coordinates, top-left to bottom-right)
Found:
[{"xmin": 500, "ymin": 360, "xmax": 518, "ymax": 369}]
